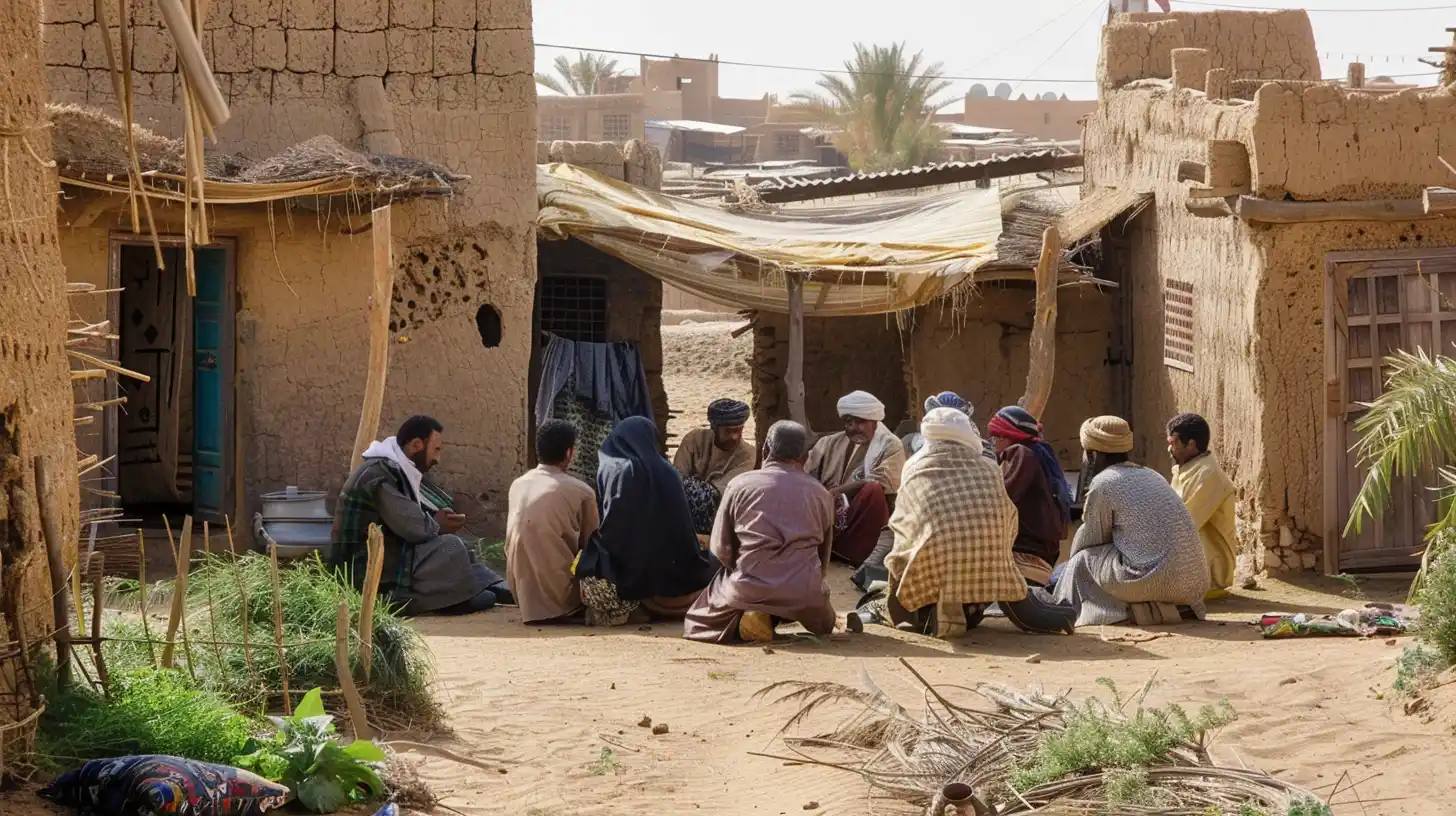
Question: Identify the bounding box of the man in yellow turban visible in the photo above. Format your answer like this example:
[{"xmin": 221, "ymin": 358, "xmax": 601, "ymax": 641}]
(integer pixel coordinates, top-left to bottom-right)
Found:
[{"xmin": 1050, "ymin": 416, "xmax": 1210, "ymax": 627}]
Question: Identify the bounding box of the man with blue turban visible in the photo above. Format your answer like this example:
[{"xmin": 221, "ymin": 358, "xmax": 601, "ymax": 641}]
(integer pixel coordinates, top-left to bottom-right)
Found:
[{"xmin": 674, "ymin": 398, "xmax": 755, "ymax": 534}]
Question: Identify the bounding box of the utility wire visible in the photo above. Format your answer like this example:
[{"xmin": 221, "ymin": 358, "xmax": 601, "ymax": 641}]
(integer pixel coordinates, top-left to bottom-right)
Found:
[
  {"xmin": 536, "ymin": 42, "xmax": 1444, "ymax": 85},
  {"xmin": 1012, "ymin": 0, "xmax": 1113, "ymax": 94},
  {"xmin": 1176, "ymin": 0, "xmax": 1456, "ymax": 11},
  {"xmin": 962, "ymin": 0, "xmax": 1105, "ymax": 73}
]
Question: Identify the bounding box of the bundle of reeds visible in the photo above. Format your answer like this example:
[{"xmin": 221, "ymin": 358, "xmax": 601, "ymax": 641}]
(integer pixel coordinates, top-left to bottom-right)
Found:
[{"xmin": 756, "ymin": 659, "xmax": 1334, "ymax": 816}]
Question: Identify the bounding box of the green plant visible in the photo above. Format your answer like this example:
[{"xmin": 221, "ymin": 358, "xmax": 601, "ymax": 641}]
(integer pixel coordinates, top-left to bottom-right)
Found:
[
  {"xmin": 1286, "ymin": 797, "xmax": 1334, "ymax": 816},
  {"xmin": 1418, "ymin": 550, "xmax": 1456, "ymax": 665},
  {"xmin": 1102, "ymin": 767, "xmax": 1154, "ymax": 807},
  {"xmin": 1332, "ymin": 573, "xmax": 1367, "ymax": 601},
  {"xmin": 1394, "ymin": 645, "xmax": 1447, "ymax": 695},
  {"xmin": 473, "ymin": 539, "xmax": 506, "ymax": 568},
  {"xmin": 1011, "ymin": 686, "xmax": 1236, "ymax": 792},
  {"xmin": 588, "ymin": 747, "xmax": 620, "ymax": 777},
  {"xmin": 1344, "ymin": 350, "xmax": 1456, "ymax": 600},
  {"xmin": 534, "ymin": 52, "xmax": 619, "ymax": 95},
  {"xmin": 37, "ymin": 667, "xmax": 254, "ymax": 766},
  {"xmin": 787, "ymin": 42, "xmax": 953, "ymax": 172},
  {"xmin": 233, "ymin": 688, "xmax": 386, "ymax": 813}
]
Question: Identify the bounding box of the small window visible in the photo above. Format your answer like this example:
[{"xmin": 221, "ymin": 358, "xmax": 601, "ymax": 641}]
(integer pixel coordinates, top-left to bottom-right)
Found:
[
  {"xmin": 1163, "ymin": 278, "xmax": 1195, "ymax": 372},
  {"xmin": 540, "ymin": 275, "xmax": 607, "ymax": 343},
  {"xmin": 540, "ymin": 115, "xmax": 571, "ymax": 141},
  {"xmin": 1043, "ymin": 112, "xmax": 1051, "ymax": 125},
  {"xmin": 601, "ymin": 114, "xmax": 631, "ymax": 142},
  {"xmin": 474, "ymin": 304, "xmax": 502, "ymax": 349},
  {"xmin": 775, "ymin": 132, "xmax": 800, "ymax": 155}
]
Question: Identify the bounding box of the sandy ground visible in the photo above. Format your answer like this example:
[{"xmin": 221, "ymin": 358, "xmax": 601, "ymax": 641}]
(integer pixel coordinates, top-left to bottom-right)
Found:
[
  {"xmin": 5, "ymin": 316, "xmax": 1454, "ymax": 816},
  {"xmin": 661, "ymin": 311, "xmax": 754, "ymax": 452}
]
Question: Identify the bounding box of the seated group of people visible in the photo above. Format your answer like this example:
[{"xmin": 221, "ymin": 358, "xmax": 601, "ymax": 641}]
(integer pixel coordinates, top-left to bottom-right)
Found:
[{"xmin": 330, "ymin": 394, "xmax": 1240, "ymax": 645}]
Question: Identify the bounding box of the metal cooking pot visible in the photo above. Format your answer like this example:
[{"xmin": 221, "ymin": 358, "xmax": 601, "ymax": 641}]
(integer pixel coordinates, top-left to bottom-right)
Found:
[{"xmin": 255, "ymin": 485, "xmax": 333, "ymax": 559}]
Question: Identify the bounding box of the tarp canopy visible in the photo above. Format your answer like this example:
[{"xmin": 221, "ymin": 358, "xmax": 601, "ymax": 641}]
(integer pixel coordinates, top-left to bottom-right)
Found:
[{"xmin": 536, "ymin": 162, "xmax": 1004, "ymax": 316}]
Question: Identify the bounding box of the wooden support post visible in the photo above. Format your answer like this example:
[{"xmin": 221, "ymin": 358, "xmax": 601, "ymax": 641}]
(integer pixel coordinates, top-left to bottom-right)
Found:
[
  {"xmin": 35, "ymin": 457, "xmax": 73, "ymax": 689},
  {"xmin": 160, "ymin": 516, "xmax": 193, "ymax": 669},
  {"xmin": 351, "ymin": 205, "xmax": 395, "ymax": 470},
  {"xmin": 785, "ymin": 272, "xmax": 807, "ymax": 428},
  {"xmin": 356, "ymin": 524, "xmax": 385, "ymax": 683},
  {"xmin": 155, "ymin": 0, "xmax": 231, "ymax": 128},
  {"xmin": 88, "ymin": 552, "xmax": 109, "ymax": 696},
  {"xmin": 1346, "ymin": 62, "xmax": 1366, "ymax": 89},
  {"xmin": 1020, "ymin": 226, "xmax": 1061, "ymax": 419},
  {"xmin": 269, "ymin": 544, "xmax": 291, "ymax": 715},
  {"xmin": 335, "ymin": 600, "xmax": 374, "ymax": 741}
]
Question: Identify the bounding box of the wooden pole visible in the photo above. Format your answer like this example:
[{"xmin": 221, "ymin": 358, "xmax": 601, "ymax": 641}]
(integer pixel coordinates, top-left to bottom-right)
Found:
[
  {"xmin": 269, "ymin": 543, "xmax": 292, "ymax": 715},
  {"xmin": 155, "ymin": 0, "xmax": 231, "ymax": 128},
  {"xmin": 88, "ymin": 553, "xmax": 109, "ymax": 696},
  {"xmin": 34, "ymin": 457, "xmax": 73, "ymax": 689},
  {"xmin": 335, "ymin": 600, "xmax": 374, "ymax": 741},
  {"xmin": 136, "ymin": 529, "xmax": 157, "ymax": 668},
  {"xmin": 1020, "ymin": 226, "xmax": 1061, "ymax": 419},
  {"xmin": 356, "ymin": 524, "xmax": 385, "ymax": 683},
  {"xmin": 785, "ymin": 272, "xmax": 807, "ymax": 428},
  {"xmin": 350, "ymin": 205, "xmax": 395, "ymax": 470},
  {"xmin": 160, "ymin": 516, "xmax": 193, "ymax": 669},
  {"xmin": 225, "ymin": 516, "xmax": 256, "ymax": 687}
]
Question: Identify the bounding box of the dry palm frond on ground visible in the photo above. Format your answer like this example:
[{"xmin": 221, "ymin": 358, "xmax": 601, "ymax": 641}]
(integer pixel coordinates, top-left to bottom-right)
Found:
[{"xmin": 757, "ymin": 659, "xmax": 1331, "ymax": 815}]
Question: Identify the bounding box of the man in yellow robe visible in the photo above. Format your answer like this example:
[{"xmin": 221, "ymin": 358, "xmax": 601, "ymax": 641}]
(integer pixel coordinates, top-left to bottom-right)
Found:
[{"xmin": 1167, "ymin": 413, "xmax": 1238, "ymax": 599}]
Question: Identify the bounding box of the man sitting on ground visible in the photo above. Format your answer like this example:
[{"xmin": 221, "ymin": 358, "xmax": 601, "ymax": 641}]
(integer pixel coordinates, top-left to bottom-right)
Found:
[
  {"xmin": 674, "ymin": 398, "xmax": 755, "ymax": 534},
  {"xmin": 506, "ymin": 419, "xmax": 600, "ymax": 625},
  {"xmin": 1167, "ymin": 412, "xmax": 1238, "ymax": 599},
  {"xmin": 685, "ymin": 420, "xmax": 836, "ymax": 644},
  {"xmin": 1051, "ymin": 416, "xmax": 1209, "ymax": 627},
  {"xmin": 988, "ymin": 406, "xmax": 1072, "ymax": 586},
  {"xmin": 806, "ymin": 390, "xmax": 906, "ymax": 566},
  {"xmin": 332, "ymin": 416, "xmax": 511, "ymax": 615}
]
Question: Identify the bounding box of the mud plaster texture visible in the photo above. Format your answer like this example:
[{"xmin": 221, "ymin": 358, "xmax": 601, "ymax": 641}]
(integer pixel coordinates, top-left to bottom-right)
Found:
[
  {"xmin": 534, "ymin": 140, "xmax": 668, "ymax": 445},
  {"xmin": 1, "ymin": 0, "xmax": 82, "ymax": 751},
  {"xmin": 1088, "ymin": 8, "xmax": 1456, "ymax": 571},
  {"xmin": 44, "ymin": 0, "xmax": 537, "ymax": 537}
]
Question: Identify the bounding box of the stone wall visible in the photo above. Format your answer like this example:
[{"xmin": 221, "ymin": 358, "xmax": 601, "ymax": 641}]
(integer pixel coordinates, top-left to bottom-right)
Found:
[
  {"xmin": 1099, "ymin": 9, "xmax": 1318, "ymax": 89},
  {"xmin": 42, "ymin": 0, "xmax": 537, "ymax": 533}
]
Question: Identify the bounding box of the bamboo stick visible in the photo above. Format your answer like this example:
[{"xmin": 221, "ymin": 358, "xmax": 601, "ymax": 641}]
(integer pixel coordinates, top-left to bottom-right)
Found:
[
  {"xmin": 1020, "ymin": 226, "xmax": 1060, "ymax": 419},
  {"xmin": 160, "ymin": 516, "xmax": 193, "ymax": 669},
  {"xmin": 155, "ymin": 0, "xmax": 231, "ymax": 129},
  {"xmin": 34, "ymin": 457, "xmax": 73, "ymax": 689},
  {"xmin": 89, "ymin": 553, "xmax": 109, "ymax": 696},
  {"xmin": 225, "ymin": 516, "xmax": 256, "ymax": 688},
  {"xmin": 350, "ymin": 205, "xmax": 395, "ymax": 470},
  {"xmin": 269, "ymin": 544, "xmax": 291, "ymax": 715},
  {"xmin": 66, "ymin": 349, "xmax": 151, "ymax": 383},
  {"xmin": 357, "ymin": 524, "xmax": 385, "ymax": 682},
  {"xmin": 136, "ymin": 529, "xmax": 157, "ymax": 668},
  {"xmin": 201, "ymin": 521, "xmax": 227, "ymax": 675},
  {"xmin": 335, "ymin": 600, "xmax": 373, "ymax": 741}
]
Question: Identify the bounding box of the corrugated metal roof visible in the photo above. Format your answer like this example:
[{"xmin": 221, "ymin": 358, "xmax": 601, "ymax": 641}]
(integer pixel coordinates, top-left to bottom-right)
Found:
[
  {"xmin": 756, "ymin": 151, "xmax": 1084, "ymax": 203},
  {"xmin": 645, "ymin": 119, "xmax": 747, "ymax": 135},
  {"xmin": 938, "ymin": 123, "xmax": 1015, "ymax": 137}
]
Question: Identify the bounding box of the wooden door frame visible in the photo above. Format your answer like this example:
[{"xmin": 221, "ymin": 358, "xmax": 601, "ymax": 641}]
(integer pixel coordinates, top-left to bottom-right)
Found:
[
  {"xmin": 107, "ymin": 233, "xmax": 239, "ymax": 524},
  {"xmin": 1323, "ymin": 247, "xmax": 1456, "ymax": 573}
]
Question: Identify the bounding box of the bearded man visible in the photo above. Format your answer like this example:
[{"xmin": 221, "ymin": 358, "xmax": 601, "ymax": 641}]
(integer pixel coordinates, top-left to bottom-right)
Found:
[
  {"xmin": 805, "ymin": 390, "xmax": 906, "ymax": 565},
  {"xmin": 674, "ymin": 398, "xmax": 755, "ymax": 534},
  {"xmin": 331, "ymin": 415, "xmax": 511, "ymax": 615}
]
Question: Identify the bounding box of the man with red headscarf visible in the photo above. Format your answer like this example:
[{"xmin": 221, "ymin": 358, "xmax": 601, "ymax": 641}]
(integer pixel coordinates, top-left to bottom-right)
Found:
[{"xmin": 986, "ymin": 406, "xmax": 1073, "ymax": 585}]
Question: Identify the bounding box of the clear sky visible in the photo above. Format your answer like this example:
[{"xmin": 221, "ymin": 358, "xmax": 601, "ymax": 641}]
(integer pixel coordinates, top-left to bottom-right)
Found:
[{"xmin": 531, "ymin": 0, "xmax": 1450, "ymax": 108}]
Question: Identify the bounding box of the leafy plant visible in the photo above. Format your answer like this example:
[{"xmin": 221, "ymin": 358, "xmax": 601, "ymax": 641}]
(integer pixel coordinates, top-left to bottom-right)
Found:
[
  {"xmin": 37, "ymin": 667, "xmax": 255, "ymax": 767},
  {"xmin": 1394, "ymin": 644, "xmax": 1447, "ymax": 695},
  {"xmin": 233, "ymin": 688, "xmax": 386, "ymax": 813},
  {"xmin": 535, "ymin": 52, "xmax": 619, "ymax": 95},
  {"xmin": 588, "ymin": 747, "xmax": 620, "ymax": 777},
  {"xmin": 1418, "ymin": 549, "xmax": 1456, "ymax": 666},
  {"xmin": 473, "ymin": 539, "xmax": 506, "ymax": 569}
]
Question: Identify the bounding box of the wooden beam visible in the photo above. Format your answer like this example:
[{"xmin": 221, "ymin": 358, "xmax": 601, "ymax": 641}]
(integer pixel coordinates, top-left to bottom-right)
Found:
[
  {"xmin": 1424, "ymin": 186, "xmax": 1456, "ymax": 215},
  {"xmin": 1176, "ymin": 161, "xmax": 1207, "ymax": 183},
  {"xmin": 785, "ymin": 272, "xmax": 807, "ymax": 428},
  {"xmin": 1020, "ymin": 227, "xmax": 1060, "ymax": 419},
  {"xmin": 351, "ymin": 205, "xmax": 395, "ymax": 470},
  {"xmin": 35, "ymin": 457, "xmax": 73, "ymax": 689},
  {"xmin": 155, "ymin": 0, "xmax": 231, "ymax": 128},
  {"xmin": 1235, "ymin": 195, "xmax": 1429, "ymax": 223}
]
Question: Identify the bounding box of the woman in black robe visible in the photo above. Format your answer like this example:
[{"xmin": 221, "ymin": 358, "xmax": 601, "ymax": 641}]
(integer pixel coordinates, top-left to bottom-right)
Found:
[{"xmin": 574, "ymin": 416, "xmax": 718, "ymax": 626}]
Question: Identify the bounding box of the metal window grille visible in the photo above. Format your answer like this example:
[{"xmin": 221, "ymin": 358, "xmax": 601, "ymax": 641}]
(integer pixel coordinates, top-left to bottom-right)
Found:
[
  {"xmin": 540, "ymin": 276, "xmax": 607, "ymax": 343},
  {"xmin": 602, "ymin": 114, "xmax": 631, "ymax": 142},
  {"xmin": 775, "ymin": 132, "xmax": 800, "ymax": 154},
  {"xmin": 541, "ymin": 116, "xmax": 571, "ymax": 141},
  {"xmin": 1163, "ymin": 278, "xmax": 1195, "ymax": 372}
]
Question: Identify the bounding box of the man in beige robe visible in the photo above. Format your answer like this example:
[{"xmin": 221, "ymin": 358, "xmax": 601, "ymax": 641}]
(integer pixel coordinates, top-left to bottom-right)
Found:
[
  {"xmin": 674, "ymin": 398, "xmax": 755, "ymax": 534},
  {"xmin": 806, "ymin": 390, "xmax": 907, "ymax": 565},
  {"xmin": 506, "ymin": 419, "xmax": 600, "ymax": 624}
]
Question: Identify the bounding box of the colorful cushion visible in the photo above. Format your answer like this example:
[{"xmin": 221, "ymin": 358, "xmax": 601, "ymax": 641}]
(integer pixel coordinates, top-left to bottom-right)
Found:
[{"xmin": 39, "ymin": 755, "xmax": 290, "ymax": 816}]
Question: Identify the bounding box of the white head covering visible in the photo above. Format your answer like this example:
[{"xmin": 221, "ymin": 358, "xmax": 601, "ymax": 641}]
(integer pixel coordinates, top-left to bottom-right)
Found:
[
  {"xmin": 920, "ymin": 407, "xmax": 982, "ymax": 451},
  {"xmin": 836, "ymin": 390, "xmax": 886, "ymax": 422}
]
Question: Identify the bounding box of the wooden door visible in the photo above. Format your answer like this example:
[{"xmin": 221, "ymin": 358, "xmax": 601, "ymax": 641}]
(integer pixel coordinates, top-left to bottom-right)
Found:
[
  {"xmin": 1326, "ymin": 251, "xmax": 1456, "ymax": 571},
  {"xmin": 191, "ymin": 246, "xmax": 234, "ymax": 523}
]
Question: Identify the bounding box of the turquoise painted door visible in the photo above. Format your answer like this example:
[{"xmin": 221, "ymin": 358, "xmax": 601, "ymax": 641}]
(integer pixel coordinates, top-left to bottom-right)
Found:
[{"xmin": 192, "ymin": 248, "xmax": 231, "ymax": 522}]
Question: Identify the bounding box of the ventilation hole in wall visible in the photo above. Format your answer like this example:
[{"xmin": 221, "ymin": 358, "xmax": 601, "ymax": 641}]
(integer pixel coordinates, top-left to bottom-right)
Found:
[{"xmin": 475, "ymin": 304, "xmax": 502, "ymax": 349}]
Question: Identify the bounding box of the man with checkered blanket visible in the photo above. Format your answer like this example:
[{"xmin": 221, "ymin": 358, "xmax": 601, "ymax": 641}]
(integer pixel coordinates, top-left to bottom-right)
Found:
[{"xmin": 847, "ymin": 408, "xmax": 1077, "ymax": 638}]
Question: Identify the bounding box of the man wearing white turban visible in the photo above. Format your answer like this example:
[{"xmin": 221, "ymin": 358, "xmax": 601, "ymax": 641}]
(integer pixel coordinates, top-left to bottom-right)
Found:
[{"xmin": 804, "ymin": 390, "xmax": 907, "ymax": 565}]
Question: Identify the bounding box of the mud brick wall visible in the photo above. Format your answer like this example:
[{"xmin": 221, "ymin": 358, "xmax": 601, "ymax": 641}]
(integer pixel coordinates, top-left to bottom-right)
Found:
[{"xmin": 43, "ymin": 0, "xmax": 537, "ymax": 536}]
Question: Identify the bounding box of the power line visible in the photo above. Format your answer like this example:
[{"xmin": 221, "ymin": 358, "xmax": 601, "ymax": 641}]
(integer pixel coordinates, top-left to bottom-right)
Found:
[
  {"xmin": 1013, "ymin": 0, "xmax": 1113, "ymax": 94},
  {"xmin": 1176, "ymin": 1, "xmax": 1456, "ymax": 11},
  {"xmin": 963, "ymin": 0, "xmax": 1105, "ymax": 73}
]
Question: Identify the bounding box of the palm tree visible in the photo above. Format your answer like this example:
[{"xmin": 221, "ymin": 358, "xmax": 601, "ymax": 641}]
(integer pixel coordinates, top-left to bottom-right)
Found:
[
  {"xmin": 1345, "ymin": 349, "xmax": 1456, "ymax": 596},
  {"xmin": 536, "ymin": 52, "xmax": 620, "ymax": 96},
  {"xmin": 788, "ymin": 43, "xmax": 954, "ymax": 172}
]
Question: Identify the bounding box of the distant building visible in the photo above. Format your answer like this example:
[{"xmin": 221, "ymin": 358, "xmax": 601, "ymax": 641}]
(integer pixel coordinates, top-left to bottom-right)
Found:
[{"xmin": 963, "ymin": 84, "xmax": 1097, "ymax": 142}]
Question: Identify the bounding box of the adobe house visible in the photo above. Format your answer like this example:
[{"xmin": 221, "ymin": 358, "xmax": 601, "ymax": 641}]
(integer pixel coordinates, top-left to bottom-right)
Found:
[
  {"xmin": 42, "ymin": 0, "xmax": 537, "ymax": 536},
  {"xmin": 1087, "ymin": 8, "xmax": 1456, "ymax": 574}
]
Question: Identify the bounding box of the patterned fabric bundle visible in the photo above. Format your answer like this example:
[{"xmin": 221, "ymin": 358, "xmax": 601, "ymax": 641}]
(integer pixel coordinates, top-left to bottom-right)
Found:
[{"xmin": 39, "ymin": 755, "xmax": 289, "ymax": 816}]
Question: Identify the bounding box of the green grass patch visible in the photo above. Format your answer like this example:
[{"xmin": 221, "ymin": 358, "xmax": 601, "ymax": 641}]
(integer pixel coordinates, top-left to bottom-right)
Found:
[
  {"xmin": 36, "ymin": 667, "xmax": 255, "ymax": 767},
  {"xmin": 473, "ymin": 539, "xmax": 506, "ymax": 569}
]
